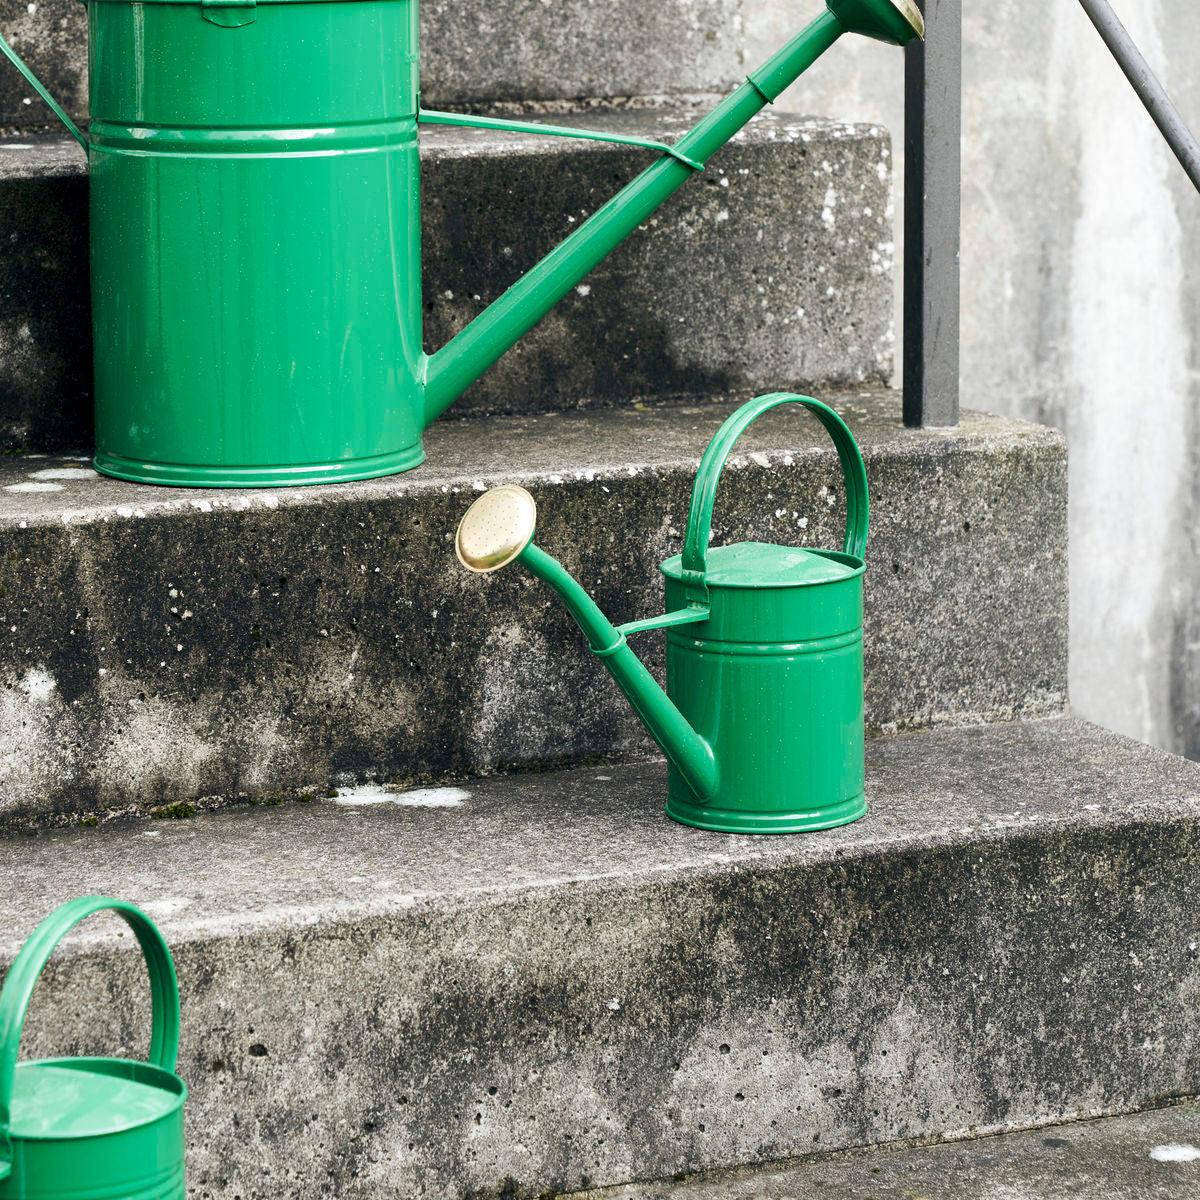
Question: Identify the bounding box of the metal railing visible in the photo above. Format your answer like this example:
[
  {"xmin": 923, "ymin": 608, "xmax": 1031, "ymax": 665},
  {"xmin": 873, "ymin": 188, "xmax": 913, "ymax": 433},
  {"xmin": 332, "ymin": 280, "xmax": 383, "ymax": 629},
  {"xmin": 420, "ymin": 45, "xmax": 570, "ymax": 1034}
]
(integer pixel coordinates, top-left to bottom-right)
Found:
[
  {"xmin": 901, "ymin": 0, "xmax": 1200, "ymax": 428},
  {"xmin": 902, "ymin": 0, "xmax": 960, "ymax": 428}
]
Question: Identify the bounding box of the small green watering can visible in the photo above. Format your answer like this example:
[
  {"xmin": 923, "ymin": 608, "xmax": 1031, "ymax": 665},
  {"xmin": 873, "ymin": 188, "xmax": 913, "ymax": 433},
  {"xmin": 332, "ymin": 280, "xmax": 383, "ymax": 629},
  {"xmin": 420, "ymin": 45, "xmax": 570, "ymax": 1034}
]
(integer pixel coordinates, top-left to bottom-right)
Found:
[
  {"xmin": 455, "ymin": 393, "xmax": 869, "ymax": 833},
  {"xmin": 0, "ymin": 898, "xmax": 185, "ymax": 1200},
  {"xmin": 0, "ymin": 0, "xmax": 920, "ymax": 487}
]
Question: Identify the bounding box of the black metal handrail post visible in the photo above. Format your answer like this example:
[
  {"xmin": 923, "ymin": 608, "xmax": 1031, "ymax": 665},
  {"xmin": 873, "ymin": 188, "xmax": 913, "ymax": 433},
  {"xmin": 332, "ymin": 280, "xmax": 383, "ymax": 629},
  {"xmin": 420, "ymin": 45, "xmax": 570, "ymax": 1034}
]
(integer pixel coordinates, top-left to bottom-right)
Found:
[{"xmin": 903, "ymin": 0, "xmax": 961, "ymax": 428}]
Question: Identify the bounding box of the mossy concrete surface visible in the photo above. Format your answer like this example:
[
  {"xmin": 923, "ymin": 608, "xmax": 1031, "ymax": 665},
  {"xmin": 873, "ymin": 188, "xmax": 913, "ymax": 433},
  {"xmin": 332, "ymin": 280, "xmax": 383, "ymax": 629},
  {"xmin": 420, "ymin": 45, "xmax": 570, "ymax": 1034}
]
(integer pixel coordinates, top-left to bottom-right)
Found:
[
  {"xmin": 0, "ymin": 395, "xmax": 1066, "ymax": 823},
  {"xmin": 0, "ymin": 112, "xmax": 892, "ymax": 450},
  {"xmin": 1, "ymin": 719, "xmax": 1197, "ymax": 1198},
  {"xmin": 571, "ymin": 1104, "xmax": 1200, "ymax": 1199}
]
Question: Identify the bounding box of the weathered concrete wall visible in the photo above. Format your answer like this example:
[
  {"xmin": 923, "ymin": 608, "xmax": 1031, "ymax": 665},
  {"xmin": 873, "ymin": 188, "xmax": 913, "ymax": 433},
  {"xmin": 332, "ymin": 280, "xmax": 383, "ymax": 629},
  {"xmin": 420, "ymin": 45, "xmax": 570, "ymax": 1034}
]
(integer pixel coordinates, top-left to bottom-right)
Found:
[{"xmin": 746, "ymin": 0, "xmax": 1200, "ymax": 760}]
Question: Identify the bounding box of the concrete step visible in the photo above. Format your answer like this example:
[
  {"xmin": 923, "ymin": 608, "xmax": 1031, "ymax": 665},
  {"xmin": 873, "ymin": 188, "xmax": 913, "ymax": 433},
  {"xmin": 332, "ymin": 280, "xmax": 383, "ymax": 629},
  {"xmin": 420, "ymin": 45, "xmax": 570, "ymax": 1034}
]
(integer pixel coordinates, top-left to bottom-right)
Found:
[
  {"xmin": 0, "ymin": 111, "xmax": 893, "ymax": 450},
  {"xmin": 3, "ymin": 718, "xmax": 1198, "ymax": 1198},
  {"xmin": 0, "ymin": 394, "xmax": 1066, "ymax": 825},
  {"xmin": 568, "ymin": 1104, "xmax": 1200, "ymax": 1199},
  {"xmin": 0, "ymin": 0, "xmax": 746, "ymax": 129}
]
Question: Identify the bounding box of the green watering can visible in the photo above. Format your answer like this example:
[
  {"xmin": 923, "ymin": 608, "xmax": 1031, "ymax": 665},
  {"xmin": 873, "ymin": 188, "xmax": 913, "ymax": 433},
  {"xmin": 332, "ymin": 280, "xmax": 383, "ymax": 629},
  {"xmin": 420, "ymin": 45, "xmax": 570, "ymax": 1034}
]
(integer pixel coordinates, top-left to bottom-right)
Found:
[
  {"xmin": 455, "ymin": 393, "xmax": 869, "ymax": 833},
  {"xmin": 0, "ymin": 0, "xmax": 920, "ymax": 488},
  {"xmin": 0, "ymin": 898, "xmax": 185, "ymax": 1200}
]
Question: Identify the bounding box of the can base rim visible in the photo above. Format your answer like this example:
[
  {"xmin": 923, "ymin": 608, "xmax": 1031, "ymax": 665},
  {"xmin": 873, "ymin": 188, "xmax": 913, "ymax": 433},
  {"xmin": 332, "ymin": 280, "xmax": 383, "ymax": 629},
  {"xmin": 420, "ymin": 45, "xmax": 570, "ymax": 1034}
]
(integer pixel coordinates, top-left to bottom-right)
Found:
[
  {"xmin": 665, "ymin": 792, "xmax": 867, "ymax": 834},
  {"xmin": 93, "ymin": 445, "xmax": 426, "ymax": 489}
]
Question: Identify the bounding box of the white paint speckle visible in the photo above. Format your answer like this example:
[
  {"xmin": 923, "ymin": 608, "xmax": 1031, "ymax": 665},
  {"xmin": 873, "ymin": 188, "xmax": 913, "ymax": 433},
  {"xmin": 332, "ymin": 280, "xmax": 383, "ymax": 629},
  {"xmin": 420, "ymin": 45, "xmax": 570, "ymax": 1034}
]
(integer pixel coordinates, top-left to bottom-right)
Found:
[
  {"xmin": 1150, "ymin": 1145, "xmax": 1200, "ymax": 1163},
  {"xmin": 139, "ymin": 897, "xmax": 193, "ymax": 918},
  {"xmin": 607, "ymin": 997, "xmax": 621, "ymax": 1011},
  {"xmin": 5, "ymin": 482, "xmax": 61, "ymax": 493},
  {"xmin": 333, "ymin": 785, "xmax": 469, "ymax": 808},
  {"xmin": 576, "ymin": 284, "xmax": 591, "ymax": 297},
  {"xmin": 29, "ymin": 467, "xmax": 97, "ymax": 481},
  {"xmin": 21, "ymin": 669, "xmax": 56, "ymax": 703}
]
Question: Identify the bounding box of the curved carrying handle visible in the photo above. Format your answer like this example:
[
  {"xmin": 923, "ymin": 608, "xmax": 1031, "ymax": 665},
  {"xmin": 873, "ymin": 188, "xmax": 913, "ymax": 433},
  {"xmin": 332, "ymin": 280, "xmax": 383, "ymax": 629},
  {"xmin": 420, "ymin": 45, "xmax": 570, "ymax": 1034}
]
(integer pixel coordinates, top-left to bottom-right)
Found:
[
  {"xmin": 0, "ymin": 896, "xmax": 181, "ymax": 1171},
  {"xmin": 0, "ymin": 29, "xmax": 87, "ymax": 150},
  {"xmin": 682, "ymin": 392, "xmax": 869, "ymax": 578}
]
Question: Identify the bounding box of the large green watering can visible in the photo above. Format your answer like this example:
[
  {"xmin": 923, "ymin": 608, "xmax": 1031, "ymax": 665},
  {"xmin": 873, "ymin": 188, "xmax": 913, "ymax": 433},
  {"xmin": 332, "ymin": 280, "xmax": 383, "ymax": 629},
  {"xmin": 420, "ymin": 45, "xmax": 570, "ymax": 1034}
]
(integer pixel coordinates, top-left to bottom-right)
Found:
[
  {"xmin": 455, "ymin": 393, "xmax": 869, "ymax": 833},
  {"xmin": 0, "ymin": 897, "xmax": 185, "ymax": 1200},
  {"xmin": 0, "ymin": 0, "xmax": 920, "ymax": 487}
]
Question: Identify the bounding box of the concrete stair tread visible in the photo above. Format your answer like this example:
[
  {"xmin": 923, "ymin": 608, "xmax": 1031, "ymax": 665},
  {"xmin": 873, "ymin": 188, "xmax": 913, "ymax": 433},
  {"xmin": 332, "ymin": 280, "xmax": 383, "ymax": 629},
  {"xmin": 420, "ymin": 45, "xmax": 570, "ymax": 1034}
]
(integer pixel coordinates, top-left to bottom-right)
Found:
[
  {"xmin": 1, "ymin": 717, "xmax": 1194, "ymax": 948},
  {"xmin": 0, "ymin": 390, "xmax": 1042, "ymax": 525},
  {"xmin": 0, "ymin": 135, "xmax": 83, "ymax": 179},
  {"xmin": 571, "ymin": 1104, "xmax": 1200, "ymax": 1199},
  {"xmin": 0, "ymin": 110, "xmax": 877, "ymax": 175},
  {"xmin": 4, "ymin": 716, "xmax": 1199, "ymax": 1197}
]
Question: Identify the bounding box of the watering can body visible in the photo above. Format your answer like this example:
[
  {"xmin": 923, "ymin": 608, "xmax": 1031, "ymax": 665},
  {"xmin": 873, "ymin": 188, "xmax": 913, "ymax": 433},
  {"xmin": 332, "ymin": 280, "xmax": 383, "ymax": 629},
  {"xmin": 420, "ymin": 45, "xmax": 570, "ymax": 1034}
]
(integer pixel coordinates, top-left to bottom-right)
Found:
[
  {"xmin": 455, "ymin": 393, "xmax": 870, "ymax": 833},
  {"xmin": 0, "ymin": 0, "xmax": 920, "ymax": 487},
  {"xmin": 660, "ymin": 541, "xmax": 865, "ymax": 832},
  {"xmin": 0, "ymin": 898, "xmax": 186, "ymax": 1200},
  {"xmin": 89, "ymin": 0, "xmax": 424, "ymax": 486}
]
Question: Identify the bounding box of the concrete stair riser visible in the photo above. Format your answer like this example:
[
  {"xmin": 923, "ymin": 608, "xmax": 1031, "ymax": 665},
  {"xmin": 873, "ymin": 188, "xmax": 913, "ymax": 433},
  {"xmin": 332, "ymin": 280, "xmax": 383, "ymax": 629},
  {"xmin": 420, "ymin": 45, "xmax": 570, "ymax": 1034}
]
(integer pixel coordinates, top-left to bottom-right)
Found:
[
  {"xmin": 0, "ymin": 114, "xmax": 892, "ymax": 450},
  {"xmin": 0, "ymin": 398, "xmax": 1066, "ymax": 824},
  {"xmin": 0, "ymin": 0, "xmax": 748, "ymax": 128},
  {"xmin": 3, "ymin": 720, "xmax": 1198, "ymax": 1198},
  {"xmin": 0, "ymin": 140, "xmax": 90, "ymax": 451}
]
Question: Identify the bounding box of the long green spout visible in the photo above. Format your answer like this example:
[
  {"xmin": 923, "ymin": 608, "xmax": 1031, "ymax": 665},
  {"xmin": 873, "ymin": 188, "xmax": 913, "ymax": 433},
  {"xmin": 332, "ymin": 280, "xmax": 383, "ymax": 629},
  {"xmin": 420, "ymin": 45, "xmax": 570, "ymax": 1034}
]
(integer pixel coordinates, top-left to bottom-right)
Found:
[
  {"xmin": 516, "ymin": 542, "xmax": 720, "ymax": 803},
  {"xmin": 421, "ymin": 0, "xmax": 923, "ymax": 424},
  {"xmin": 453, "ymin": 483, "xmax": 719, "ymax": 801}
]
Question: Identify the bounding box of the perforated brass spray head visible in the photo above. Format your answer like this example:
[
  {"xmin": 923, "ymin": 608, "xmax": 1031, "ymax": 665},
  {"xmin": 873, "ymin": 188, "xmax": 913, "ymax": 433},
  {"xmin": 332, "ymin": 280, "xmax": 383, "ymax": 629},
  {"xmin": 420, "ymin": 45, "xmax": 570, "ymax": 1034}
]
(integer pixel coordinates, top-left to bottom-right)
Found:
[{"xmin": 455, "ymin": 485, "xmax": 538, "ymax": 573}]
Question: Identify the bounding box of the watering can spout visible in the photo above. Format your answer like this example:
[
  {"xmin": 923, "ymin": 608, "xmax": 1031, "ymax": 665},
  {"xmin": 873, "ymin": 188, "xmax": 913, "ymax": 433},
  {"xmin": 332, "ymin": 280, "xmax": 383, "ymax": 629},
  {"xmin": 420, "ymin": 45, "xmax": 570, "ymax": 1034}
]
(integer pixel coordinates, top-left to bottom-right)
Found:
[
  {"xmin": 455, "ymin": 486, "xmax": 720, "ymax": 802},
  {"xmin": 420, "ymin": 0, "xmax": 922, "ymax": 424}
]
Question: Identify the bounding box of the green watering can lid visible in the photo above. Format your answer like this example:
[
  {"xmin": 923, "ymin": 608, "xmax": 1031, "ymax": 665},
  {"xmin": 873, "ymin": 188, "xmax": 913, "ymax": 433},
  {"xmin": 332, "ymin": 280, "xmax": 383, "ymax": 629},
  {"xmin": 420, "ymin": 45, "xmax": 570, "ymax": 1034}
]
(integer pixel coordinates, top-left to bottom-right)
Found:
[
  {"xmin": 666, "ymin": 393, "xmax": 869, "ymax": 593},
  {"xmin": 0, "ymin": 897, "xmax": 183, "ymax": 1171},
  {"xmin": 663, "ymin": 540, "xmax": 862, "ymax": 589},
  {"xmin": 9, "ymin": 1061, "xmax": 182, "ymax": 1140}
]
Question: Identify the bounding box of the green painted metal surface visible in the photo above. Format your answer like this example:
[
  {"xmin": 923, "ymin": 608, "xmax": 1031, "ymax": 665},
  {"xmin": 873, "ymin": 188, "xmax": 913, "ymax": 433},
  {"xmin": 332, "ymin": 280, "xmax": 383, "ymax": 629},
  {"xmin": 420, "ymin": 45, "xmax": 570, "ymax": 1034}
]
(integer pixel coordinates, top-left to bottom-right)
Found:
[
  {"xmin": 455, "ymin": 393, "xmax": 871, "ymax": 834},
  {"xmin": 0, "ymin": 1, "xmax": 918, "ymax": 487},
  {"xmin": 0, "ymin": 897, "xmax": 185, "ymax": 1200}
]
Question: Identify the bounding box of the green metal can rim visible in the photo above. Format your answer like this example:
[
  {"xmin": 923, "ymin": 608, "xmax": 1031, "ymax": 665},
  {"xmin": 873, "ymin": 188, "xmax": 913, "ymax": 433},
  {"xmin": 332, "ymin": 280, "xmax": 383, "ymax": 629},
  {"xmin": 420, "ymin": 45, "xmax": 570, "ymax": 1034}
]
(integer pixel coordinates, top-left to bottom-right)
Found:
[
  {"xmin": 660, "ymin": 549, "xmax": 865, "ymax": 589},
  {"xmin": 93, "ymin": 445, "xmax": 426, "ymax": 489},
  {"xmin": 664, "ymin": 629, "xmax": 862, "ymax": 655},
  {"xmin": 9, "ymin": 1057, "xmax": 186, "ymax": 1142},
  {"xmin": 665, "ymin": 791, "xmax": 867, "ymax": 834}
]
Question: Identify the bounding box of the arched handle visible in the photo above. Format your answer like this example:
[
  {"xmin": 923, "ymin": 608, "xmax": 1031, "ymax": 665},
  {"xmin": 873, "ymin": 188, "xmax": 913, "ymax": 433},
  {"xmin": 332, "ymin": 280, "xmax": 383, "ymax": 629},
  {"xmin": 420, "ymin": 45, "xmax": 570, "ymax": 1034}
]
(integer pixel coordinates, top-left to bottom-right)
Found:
[
  {"xmin": 681, "ymin": 392, "xmax": 869, "ymax": 578},
  {"xmin": 0, "ymin": 897, "xmax": 181, "ymax": 1165}
]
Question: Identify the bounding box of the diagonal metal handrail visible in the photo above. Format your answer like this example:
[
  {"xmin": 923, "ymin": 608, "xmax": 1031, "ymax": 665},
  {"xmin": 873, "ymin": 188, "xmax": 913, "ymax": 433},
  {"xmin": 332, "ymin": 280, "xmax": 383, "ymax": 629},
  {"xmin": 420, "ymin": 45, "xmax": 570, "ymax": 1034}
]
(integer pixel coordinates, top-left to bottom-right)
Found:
[{"xmin": 1077, "ymin": 0, "xmax": 1200, "ymax": 196}]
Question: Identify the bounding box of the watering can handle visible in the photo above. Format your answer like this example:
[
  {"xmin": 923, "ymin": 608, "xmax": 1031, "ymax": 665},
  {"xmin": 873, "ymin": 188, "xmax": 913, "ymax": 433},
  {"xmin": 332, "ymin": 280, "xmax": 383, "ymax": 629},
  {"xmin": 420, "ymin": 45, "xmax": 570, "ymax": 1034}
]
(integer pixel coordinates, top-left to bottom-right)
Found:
[
  {"xmin": 681, "ymin": 392, "xmax": 869, "ymax": 578},
  {"xmin": 0, "ymin": 896, "xmax": 181, "ymax": 1169},
  {"xmin": 0, "ymin": 26, "xmax": 87, "ymax": 150}
]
